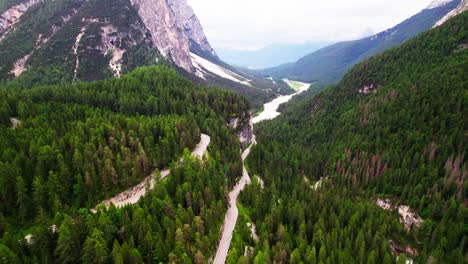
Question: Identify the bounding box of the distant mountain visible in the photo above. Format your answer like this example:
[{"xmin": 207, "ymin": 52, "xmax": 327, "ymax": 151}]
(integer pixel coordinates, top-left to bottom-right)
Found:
[
  {"xmin": 0, "ymin": 0, "xmax": 284, "ymax": 107},
  {"xmin": 216, "ymin": 42, "xmax": 331, "ymax": 69},
  {"xmin": 260, "ymin": 0, "xmax": 461, "ymax": 83}
]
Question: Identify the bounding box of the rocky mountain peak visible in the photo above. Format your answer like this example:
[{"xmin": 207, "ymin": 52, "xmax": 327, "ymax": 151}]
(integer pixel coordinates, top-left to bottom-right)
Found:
[
  {"xmin": 0, "ymin": 0, "xmax": 216, "ymax": 80},
  {"xmin": 167, "ymin": 0, "xmax": 218, "ymax": 58},
  {"xmin": 129, "ymin": 0, "xmax": 216, "ymax": 73}
]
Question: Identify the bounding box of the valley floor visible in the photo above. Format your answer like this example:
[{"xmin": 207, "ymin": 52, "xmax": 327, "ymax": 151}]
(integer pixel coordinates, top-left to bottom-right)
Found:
[{"xmin": 214, "ymin": 80, "xmax": 308, "ymax": 263}]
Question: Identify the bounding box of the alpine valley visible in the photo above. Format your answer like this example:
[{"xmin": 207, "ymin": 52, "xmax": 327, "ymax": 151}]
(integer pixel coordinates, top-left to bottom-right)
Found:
[{"xmin": 0, "ymin": 0, "xmax": 466, "ymax": 263}]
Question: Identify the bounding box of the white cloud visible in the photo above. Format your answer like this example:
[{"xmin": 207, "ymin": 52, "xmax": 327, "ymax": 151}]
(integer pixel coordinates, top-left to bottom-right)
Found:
[{"xmin": 187, "ymin": 0, "xmax": 436, "ymax": 50}]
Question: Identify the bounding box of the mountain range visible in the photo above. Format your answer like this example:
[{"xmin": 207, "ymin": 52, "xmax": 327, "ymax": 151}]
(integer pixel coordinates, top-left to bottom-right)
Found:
[
  {"xmin": 259, "ymin": 0, "xmax": 463, "ymax": 83},
  {"xmin": 0, "ymin": 0, "xmax": 287, "ymax": 107},
  {"xmin": 216, "ymin": 42, "xmax": 331, "ymax": 69}
]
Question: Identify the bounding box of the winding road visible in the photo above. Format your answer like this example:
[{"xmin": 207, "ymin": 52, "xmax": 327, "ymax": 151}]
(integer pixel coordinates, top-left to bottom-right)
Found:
[
  {"xmin": 213, "ymin": 81, "xmax": 310, "ymax": 263},
  {"xmin": 213, "ymin": 134, "xmax": 256, "ymax": 263},
  {"xmin": 92, "ymin": 134, "xmax": 210, "ymax": 212}
]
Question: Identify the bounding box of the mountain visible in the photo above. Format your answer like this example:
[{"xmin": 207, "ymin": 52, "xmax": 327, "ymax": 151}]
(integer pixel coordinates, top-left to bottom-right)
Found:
[
  {"xmin": 260, "ymin": 0, "xmax": 461, "ymax": 83},
  {"xmin": 216, "ymin": 42, "xmax": 331, "ymax": 69},
  {"xmin": 240, "ymin": 10, "xmax": 467, "ymax": 263},
  {"xmin": 0, "ymin": 0, "xmax": 285, "ymax": 107},
  {"xmin": 0, "ymin": 0, "xmax": 208, "ymax": 79}
]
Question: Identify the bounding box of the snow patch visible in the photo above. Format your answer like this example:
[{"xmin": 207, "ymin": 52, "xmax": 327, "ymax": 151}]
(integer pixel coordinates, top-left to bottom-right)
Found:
[{"xmin": 190, "ymin": 52, "xmax": 252, "ymax": 86}]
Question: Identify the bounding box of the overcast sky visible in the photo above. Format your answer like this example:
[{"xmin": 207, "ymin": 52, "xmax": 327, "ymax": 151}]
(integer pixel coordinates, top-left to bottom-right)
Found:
[{"xmin": 187, "ymin": 0, "xmax": 437, "ymax": 50}]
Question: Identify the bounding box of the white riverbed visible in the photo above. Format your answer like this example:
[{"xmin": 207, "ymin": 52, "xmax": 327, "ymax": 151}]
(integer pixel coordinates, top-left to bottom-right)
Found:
[{"xmin": 253, "ymin": 80, "xmax": 310, "ymax": 123}]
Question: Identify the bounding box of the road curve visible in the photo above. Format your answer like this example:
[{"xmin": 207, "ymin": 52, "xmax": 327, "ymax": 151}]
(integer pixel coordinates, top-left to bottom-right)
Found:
[
  {"xmin": 213, "ymin": 135, "xmax": 256, "ymax": 264},
  {"xmin": 92, "ymin": 134, "xmax": 210, "ymax": 212}
]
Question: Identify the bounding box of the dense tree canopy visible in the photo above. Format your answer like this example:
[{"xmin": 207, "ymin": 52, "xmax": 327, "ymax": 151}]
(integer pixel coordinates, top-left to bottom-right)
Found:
[
  {"xmin": 0, "ymin": 65, "xmax": 251, "ymax": 262},
  {"xmin": 230, "ymin": 12, "xmax": 467, "ymax": 264}
]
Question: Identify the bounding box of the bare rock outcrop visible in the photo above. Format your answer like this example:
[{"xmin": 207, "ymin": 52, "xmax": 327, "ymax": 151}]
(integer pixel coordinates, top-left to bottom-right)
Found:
[
  {"xmin": 434, "ymin": 0, "xmax": 468, "ymax": 27},
  {"xmin": 129, "ymin": 0, "xmax": 216, "ymax": 73},
  {"xmin": 0, "ymin": 0, "xmax": 42, "ymax": 32},
  {"xmin": 167, "ymin": 0, "xmax": 218, "ymax": 58}
]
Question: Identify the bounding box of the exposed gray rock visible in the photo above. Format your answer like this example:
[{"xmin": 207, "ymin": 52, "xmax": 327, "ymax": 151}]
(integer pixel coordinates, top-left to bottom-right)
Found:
[
  {"xmin": 167, "ymin": 0, "xmax": 217, "ymax": 58},
  {"xmin": 434, "ymin": 0, "xmax": 468, "ymax": 27},
  {"xmin": 0, "ymin": 0, "xmax": 42, "ymax": 32},
  {"xmin": 129, "ymin": 0, "xmax": 216, "ymax": 73}
]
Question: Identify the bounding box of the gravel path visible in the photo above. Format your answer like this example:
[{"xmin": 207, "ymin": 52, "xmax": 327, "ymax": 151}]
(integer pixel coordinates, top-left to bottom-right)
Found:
[{"xmin": 91, "ymin": 134, "xmax": 210, "ymax": 212}]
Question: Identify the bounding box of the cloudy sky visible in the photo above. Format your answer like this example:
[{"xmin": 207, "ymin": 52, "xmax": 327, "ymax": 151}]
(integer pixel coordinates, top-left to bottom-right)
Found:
[{"xmin": 187, "ymin": 0, "xmax": 437, "ymax": 50}]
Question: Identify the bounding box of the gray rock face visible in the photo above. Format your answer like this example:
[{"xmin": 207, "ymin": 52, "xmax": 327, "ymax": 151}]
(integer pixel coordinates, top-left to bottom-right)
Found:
[
  {"xmin": 434, "ymin": 0, "xmax": 468, "ymax": 26},
  {"xmin": 130, "ymin": 0, "xmax": 216, "ymax": 73},
  {"xmin": 0, "ymin": 0, "xmax": 42, "ymax": 32},
  {"xmin": 167, "ymin": 0, "xmax": 217, "ymax": 58},
  {"xmin": 0, "ymin": 0, "xmax": 217, "ymax": 81}
]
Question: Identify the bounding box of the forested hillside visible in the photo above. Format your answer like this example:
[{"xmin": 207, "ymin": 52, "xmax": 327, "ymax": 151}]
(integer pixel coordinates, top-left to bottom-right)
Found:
[
  {"xmin": 0, "ymin": 65, "xmax": 251, "ymax": 262},
  {"xmin": 235, "ymin": 11, "xmax": 467, "ymax": 263}
]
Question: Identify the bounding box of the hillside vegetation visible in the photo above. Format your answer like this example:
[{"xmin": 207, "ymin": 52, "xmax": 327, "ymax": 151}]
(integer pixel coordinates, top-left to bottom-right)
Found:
[
  {"xmin": 237, "ymin": 11, "xmax": 467, "ymax": 263},
  {"xmin": 0, "ymin": 66, "xmax": 251, "ymax": 263}
]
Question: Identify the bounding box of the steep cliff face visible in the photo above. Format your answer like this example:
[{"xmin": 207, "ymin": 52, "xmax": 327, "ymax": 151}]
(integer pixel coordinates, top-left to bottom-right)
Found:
[
  {"xmin": 167, "ymin": 0, "xmax": 217, "ymax": 58},
  {"xmin": 130, "ymin": 0, "xmax": 194, "ymax": 72},
  {"xmin": 129, "ymin": 0, "xmax": 217, "ymax": 73}
]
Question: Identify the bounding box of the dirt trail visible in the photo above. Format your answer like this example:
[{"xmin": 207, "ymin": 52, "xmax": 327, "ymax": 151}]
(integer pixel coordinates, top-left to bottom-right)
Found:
[{"xmin": 91, "ymin": 134, "xmax": 210, "ymax": 212}]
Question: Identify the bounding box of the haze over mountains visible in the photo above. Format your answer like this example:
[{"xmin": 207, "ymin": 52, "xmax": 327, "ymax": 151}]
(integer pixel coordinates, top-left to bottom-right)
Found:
[
  {"xmin": 216, "ymin": 42, "xmax": 331, "ymax": 69},
  {"xmin": 259, "ymin": 0, "xmax": 462, "ymax": 83}
]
